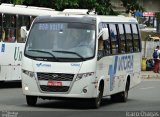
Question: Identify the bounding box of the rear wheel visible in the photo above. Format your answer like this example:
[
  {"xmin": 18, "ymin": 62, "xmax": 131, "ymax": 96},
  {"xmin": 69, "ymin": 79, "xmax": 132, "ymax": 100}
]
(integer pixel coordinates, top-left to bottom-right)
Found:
[
  {"xmin": 0, "ymin": 81, "xmax": 4, "ymax": 87},
  {"xmin": 26, "ymin": 95, "xmax": 37, "ymax": 106},
  {"xmin": 91, "ymin": 83, "xmax": 104, "ymax": 109},
  {"xmin": 120, "ymin": 80, "xmax": 129, "ymax": 102},
  {"xmin": 111, "ymin": 80, "xmax": 129, "ymax": 102}
]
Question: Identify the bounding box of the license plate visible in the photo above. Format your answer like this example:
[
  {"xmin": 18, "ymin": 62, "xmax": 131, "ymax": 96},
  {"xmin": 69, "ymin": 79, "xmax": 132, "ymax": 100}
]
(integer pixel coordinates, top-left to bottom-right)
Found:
[{"xmin": 47, "ymin": 80, "xmax": 62, "ymax": 86}]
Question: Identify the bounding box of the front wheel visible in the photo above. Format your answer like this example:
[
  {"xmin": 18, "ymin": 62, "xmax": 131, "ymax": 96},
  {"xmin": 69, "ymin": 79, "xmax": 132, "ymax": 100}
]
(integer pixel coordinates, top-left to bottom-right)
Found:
[
  {"xmin": 26, "ymin": 95, "xmax": 37, "ymax": 106},
  {"xmin": 91, "ymin": 84, "xmax": 104, "ymax": 109}
]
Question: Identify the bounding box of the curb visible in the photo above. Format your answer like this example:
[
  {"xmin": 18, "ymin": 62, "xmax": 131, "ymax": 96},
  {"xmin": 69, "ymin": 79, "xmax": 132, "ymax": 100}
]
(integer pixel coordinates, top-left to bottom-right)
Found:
[{"xmin": 141, "ymin": 75, "xmax": 160, "ymax": 79}]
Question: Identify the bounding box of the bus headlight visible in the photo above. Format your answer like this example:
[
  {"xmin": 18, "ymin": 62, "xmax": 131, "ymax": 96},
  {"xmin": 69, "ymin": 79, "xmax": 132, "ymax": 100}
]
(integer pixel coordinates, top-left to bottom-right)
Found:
[
  {"xmin": 76, "ymin": 72, "xmax": 94, "ymax": 81},
  {"xmin": 22, "ymin": 69, "xmax": 36, "ymax": 78}
]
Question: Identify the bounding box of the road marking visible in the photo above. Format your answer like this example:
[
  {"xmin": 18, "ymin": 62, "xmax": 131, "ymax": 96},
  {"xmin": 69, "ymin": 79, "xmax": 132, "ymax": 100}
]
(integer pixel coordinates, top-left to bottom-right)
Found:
[{"xmin": 140, "ymin": 87, "xmax": 155, "ymax": 90}]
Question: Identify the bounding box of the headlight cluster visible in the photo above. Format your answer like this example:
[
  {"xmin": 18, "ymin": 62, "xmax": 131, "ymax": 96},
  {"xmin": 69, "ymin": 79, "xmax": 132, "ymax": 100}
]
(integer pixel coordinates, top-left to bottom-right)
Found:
[
  {"xmin": 76, "ymin": 72, "xmax": 94, "ymax": 81},
  {"xmin": 22, "ymin": 69, "xmax": 36, "ymax": 78}
]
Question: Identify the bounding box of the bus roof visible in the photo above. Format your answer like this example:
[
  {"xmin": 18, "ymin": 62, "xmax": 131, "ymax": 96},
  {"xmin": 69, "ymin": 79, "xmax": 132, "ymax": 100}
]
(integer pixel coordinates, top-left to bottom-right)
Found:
[
  {"xmin": 0, "ymin": 3, "xmax": 59, "ymax": 16},
  {"xmin": 97, "ymin": 15, "xmax": 138, "ymax": 23},
  {"xmin": 60, "ymin": 9, "xmax": 138, "ymax": 23},
  {"xmin": 37, "ymin": 14, "xmax": 138, "ymax": 24}
]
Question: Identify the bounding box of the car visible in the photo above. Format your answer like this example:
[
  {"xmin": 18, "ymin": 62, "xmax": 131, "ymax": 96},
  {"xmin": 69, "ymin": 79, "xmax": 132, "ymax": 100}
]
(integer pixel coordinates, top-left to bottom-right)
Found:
[
  {"xmin": 149, "ymin": 36, "xmax": 160, "ymax": 41},
  {"xmin": 139, "ymin": 24, "xmax": 147, "ymax": 29}
]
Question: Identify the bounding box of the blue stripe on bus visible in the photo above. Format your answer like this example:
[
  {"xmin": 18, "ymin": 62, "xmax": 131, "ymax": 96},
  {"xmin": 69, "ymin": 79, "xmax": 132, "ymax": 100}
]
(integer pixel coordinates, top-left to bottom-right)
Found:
[
  {"xmin": 108, "ymin": 56, "xmax": 118, "ymax": 91},
  {"xmin": 1, "ymin": 44, "xmax": 5, "ymax": 52}
]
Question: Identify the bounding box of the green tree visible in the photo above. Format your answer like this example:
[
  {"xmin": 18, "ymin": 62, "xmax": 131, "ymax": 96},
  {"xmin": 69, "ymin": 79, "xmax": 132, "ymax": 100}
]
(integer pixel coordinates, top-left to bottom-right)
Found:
[
  {"xmin": 95, "ymin": 0, "xmax": 118, "ymax": 15},
  {"xmin": 9, "ymin": 0, "xmax": 118, "ymax": 15},
  {"xmin": 22, "ymin": 0, "xmax": 54, "ymax": 8},
  {"xmin": 78, "ymin": 0, "xmax": 96, "ymax": 10},
  {"xmin": 54, "ymin": 0, "xmax": 118, "ymax": 15},
  {"xmin": 54, "ymin": 0, "xmax": 78, "ymax": 11},
  {"xmin": 11, "ymin": 0, "xmax": 24, "ymax": 4},
  {"xmin": 121, "ymin": 0, "xmax": 144, "ymax": 15}
]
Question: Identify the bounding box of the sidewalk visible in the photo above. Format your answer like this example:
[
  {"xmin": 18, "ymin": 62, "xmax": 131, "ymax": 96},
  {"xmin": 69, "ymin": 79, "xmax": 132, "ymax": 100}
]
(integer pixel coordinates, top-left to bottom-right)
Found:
[{"xmin": 141, "ymin": 71, "xmax": 160, "ymax": 79}]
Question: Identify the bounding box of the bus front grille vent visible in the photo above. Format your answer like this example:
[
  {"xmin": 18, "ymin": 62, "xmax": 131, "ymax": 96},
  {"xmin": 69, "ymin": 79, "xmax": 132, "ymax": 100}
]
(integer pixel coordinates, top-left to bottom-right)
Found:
[
  {"xmin": 37, "ymin": 72, "xmax": 74, "ymax": 81},
  {"xmin": 40, "ymin": 85, "xmax": 69, "ymax": 92}
]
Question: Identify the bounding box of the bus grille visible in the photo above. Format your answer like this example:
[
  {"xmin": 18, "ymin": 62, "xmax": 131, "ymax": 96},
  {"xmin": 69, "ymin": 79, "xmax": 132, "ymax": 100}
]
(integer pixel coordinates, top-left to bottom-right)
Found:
[
  {"xmin": 37, "ymin": 73, "xmax": 74, "ymax": 81},
  {"xmin": 37, "ymin": 72, "xmax": 74, "ymax": 92},
  {"xmin": 40, "ymin": 85, "xmax": 69, "ymax": 92}
]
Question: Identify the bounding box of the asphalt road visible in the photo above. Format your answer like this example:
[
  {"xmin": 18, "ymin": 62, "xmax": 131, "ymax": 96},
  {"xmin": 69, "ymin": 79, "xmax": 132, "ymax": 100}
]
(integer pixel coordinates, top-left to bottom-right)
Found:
[{"xmin": 0, "ymin": 79, "xmax": 160, "ymax": 117}]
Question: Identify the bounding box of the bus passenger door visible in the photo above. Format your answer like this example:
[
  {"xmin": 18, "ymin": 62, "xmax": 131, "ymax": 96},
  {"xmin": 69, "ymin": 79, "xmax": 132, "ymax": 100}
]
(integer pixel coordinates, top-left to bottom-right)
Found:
[
  {"xmin": 96, "ymin": 35, "xmax": 110, "ymax": 96},
  {"xmin": 13, "ymin": 43, "xmax": 24, "ymax": 81}
]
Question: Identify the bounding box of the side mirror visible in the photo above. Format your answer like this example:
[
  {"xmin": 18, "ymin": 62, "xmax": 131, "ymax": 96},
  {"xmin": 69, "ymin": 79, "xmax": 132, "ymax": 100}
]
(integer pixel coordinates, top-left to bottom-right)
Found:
[
  {"xmin": 20, "ymin": 26, "xmax": 28, "ymax": 40},
  {"xmin": 102, "ymin": 28, "xmax": 109, "ymax": 40}
]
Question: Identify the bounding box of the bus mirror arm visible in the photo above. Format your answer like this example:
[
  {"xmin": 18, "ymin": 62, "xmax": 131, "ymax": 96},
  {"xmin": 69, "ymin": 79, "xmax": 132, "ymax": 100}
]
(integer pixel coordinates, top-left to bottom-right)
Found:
[
  {"xmin": 20, "ymin": 26, "xmax": 28, "ymax": 40},
  {"xmin": 102, "ymin": 28, "xmax": 109, "ymax": 40}
]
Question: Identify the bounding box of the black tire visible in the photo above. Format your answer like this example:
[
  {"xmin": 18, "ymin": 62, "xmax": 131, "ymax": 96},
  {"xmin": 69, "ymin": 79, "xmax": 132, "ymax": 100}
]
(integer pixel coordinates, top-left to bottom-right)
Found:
[
  {"xmin": 91, "ymin": 84, "xmax": 104, "ymax": 109},
  {"xmin": 0, "ymin": 81, "xmax": 4, "ymax": 88},
  {"xmin": 111, "ymin": 81, "xmax": 129, "ymax": 102},
  {"xmin": 26, "ymin": 95, "xmax": 37, "ymax": 106},
  {"xmin": 111, "ymin": 93, "xmax": 119, "ymax": 102},
  {"xmin": 120, "ymin": 81, "xmax": 129, "ymax": 102}
]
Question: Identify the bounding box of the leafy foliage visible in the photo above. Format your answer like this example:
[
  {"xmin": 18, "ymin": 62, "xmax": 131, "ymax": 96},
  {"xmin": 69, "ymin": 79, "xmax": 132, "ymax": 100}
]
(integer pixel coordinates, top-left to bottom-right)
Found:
[
  {"xmin": 121, "ymin": 0, "xmax": 144, "ymax": 13},
  {"xmin": 95, "ymin": 0, "xmax": 118, "ymax": 15},
  {"xmin": 4, "ymin": 0, "xmax": 118, "ymax": 15},
  {"xmin": 54, "ymin": 0, "xmax": 79, "ymax": 11}
]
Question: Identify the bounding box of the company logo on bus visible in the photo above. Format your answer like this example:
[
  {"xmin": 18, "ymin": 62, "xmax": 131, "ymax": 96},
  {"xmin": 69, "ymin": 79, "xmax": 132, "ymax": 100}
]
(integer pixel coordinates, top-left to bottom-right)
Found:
[
  {"xmin": 108, "ymin": 55, "xmax": 133, "ymax": 91},
  {"xmin": 52, "ymin": 74, "xmax": 58, "ymax": 78},
  {"xmin": 71, "ymin": 63, "xmax": 80, "ymax": 67},
  {"xmin": 14, "ymin": 47, "xmax": 22, "ymax": 61},
  {"xmin": 36, "ymin": 63, "xmax": 51, "ymax": 67}
]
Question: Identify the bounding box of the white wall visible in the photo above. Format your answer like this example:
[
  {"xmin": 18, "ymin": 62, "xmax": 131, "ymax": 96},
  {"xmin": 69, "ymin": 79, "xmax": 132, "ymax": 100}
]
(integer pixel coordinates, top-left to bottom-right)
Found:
[{"xmin": 142, "ymin": 41, "xmax": 160, "ymax": 58}]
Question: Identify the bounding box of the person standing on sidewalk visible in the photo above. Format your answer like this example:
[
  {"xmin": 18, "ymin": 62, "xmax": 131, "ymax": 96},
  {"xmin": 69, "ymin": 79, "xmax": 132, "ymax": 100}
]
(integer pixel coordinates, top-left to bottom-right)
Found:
[{"xmin": 153, "ymin": 46, "xmax": 160, "ymax": 73}]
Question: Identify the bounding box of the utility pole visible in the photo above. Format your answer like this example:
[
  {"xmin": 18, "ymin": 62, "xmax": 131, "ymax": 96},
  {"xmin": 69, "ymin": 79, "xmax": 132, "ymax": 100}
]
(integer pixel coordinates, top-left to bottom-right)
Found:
[{"xmin": 156, "ymin": 12, "xmax": 160, "ymax": 33}]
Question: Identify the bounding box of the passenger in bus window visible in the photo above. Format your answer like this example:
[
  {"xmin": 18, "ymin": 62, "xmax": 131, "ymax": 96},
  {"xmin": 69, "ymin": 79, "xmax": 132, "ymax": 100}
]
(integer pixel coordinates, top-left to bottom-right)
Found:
[
  {"xmin": 7, "ymin": 29, "xmax": 11, "ymax": 42},
  {"xmin": 10, "ymin": 29, "xmax": 15, "ymax": 42},
  {"xmin": 110, "ymin": 29, "xmax": 116, "ymax": 41},
  {"xmin": 98, "ymin": 36, "xmax": 104, "ymax": 59},
  {"xmin": 77, "ymin": 31, "xmax": 94, "ymax": 50},
  {"xmin": 7, "ymin": 29, "xmax": 15, "ymax": 42},
  {"xmin": 98, "ymin": 38, "xmax": 104, "ymax": 50},
  {"xmin": 121, "ymin": 43, "xmax": 126, "ymax": 53},
  {"xmin": 104, "ymin": 39, "xmax": 111, "ymax": 55}
]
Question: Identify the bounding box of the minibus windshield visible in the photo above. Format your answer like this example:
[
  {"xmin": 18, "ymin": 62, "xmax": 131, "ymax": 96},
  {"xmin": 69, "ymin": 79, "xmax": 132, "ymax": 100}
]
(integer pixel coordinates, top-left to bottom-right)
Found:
[{"xmin": 25, "ymin": 22, "xmax": 96, "ymax": 61}]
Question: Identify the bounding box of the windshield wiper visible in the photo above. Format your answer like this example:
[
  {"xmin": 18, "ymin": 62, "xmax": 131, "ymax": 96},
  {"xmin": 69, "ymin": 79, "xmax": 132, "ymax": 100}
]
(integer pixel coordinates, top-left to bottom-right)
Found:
[
  {"xmin": 28, "ymin": 49, "xmax": 58, "ymax": 61},
  {"xmin": 52, "ymin": 50, "xmax": 86, "ymax": 61}
]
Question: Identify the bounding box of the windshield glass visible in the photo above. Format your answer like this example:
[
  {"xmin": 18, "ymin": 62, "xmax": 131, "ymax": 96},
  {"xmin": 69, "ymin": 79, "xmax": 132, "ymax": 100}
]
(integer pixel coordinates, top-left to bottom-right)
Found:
[{"xmin": 25, "ymin": 22, "xmax": 96, "ymax": 61}]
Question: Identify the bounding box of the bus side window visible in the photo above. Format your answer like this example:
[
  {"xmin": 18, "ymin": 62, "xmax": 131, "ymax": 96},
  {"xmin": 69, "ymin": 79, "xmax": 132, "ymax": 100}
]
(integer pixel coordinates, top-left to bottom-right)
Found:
[
  {"xmin": 108, "ymin": 24, "xmax": 118, "ymax": 55},
  {"xmin": 131, "ymin": 24, "xmax": 140, "ymax": 52},
  {"xmin": 3, "ymin": 14, "xmax": 16, "ymax": 43},
  {"xmin": 124, "ymin": 24, "xmax": 133, "ymax": 53},
  {"xmin": 17, "ymin": 15, "xmax": 30, "ymax": 43},
  {"xmin": 104, "ymin": 39, "xmax": 111, "ymax": 55},
  {"xmin": 118, "ymin": 24, "xmax": 126, "ymax": 53},
  {"xmin": 0, "ymin": 13, "xmax": 2, "ymax": 42},
  {"xmin": 104, "ymin": 24, "xmax": 111, "ymax": 55},
  {"xmin": 98, "ymin": 36, "xmax": 105, "ymax": 60}
]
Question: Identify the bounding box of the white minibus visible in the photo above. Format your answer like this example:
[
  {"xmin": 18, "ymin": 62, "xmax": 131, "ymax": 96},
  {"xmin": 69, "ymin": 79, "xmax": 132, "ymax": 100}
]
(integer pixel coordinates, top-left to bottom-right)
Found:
[{"xmin": 22, "ymin": 14, "xmax": 141, "ymax": 108}]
